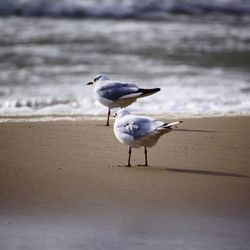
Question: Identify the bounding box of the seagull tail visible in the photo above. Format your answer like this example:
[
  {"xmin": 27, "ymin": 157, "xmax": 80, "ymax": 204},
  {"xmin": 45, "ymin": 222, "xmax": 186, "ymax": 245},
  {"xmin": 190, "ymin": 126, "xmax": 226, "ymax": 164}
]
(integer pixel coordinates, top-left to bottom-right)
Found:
[
  {"xmin": 137, "ymin": 88, "xmax": 161, "ymax": 97},
  {"xmin": 162, "ymin": 121, "xmax": 183, "ymax": 129}
]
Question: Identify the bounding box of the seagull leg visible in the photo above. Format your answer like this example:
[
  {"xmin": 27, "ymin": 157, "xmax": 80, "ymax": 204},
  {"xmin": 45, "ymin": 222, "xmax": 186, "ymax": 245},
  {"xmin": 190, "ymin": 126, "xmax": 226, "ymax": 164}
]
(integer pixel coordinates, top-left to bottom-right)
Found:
[
  {"xmin": 126, "ymin": 146, "xmax": 132, "ymax": 167},
  {"xmin": 105, "ymin": 108, "xmax": 110, "ymax": 126},
  {"xmin": 144, "ymin": 146, "xmax": 148, "ymax": 166},
  {"xmin": 138, "ymin": 146, "xmax": 148, "ymax": 166}
]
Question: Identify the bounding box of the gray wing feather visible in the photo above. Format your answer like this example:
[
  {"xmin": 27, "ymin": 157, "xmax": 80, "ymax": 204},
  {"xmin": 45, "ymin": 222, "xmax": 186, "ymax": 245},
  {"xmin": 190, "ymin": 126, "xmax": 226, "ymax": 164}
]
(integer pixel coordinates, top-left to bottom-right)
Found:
[
  {"xmin": 123, "ymin": 117, "xmax": 163, "ymax": 140},
  {"xmin": 98, "ymin": 82, "xmax": 139, "ymax": 101}
]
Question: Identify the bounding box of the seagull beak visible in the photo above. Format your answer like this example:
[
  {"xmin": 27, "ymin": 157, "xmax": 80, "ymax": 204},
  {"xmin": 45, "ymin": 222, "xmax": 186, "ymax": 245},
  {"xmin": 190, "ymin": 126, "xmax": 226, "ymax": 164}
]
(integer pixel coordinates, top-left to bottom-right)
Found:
[{"xmin": 86, "ymin": 81, "xmax": 93, "ymax": 85}]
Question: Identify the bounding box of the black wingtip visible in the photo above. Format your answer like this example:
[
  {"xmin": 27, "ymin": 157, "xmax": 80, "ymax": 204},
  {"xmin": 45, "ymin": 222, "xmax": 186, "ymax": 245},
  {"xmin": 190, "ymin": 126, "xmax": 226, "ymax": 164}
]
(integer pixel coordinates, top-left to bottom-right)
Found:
[
  {"xmin": 138, "ymin": 87, "xmax": 161, "ymax": 96},
  {"xmin": 180, "ymin": 121, "xmax": 184, "ymax": 123},
  {"xmin": 151, "ymin": 87, "xmax": 161, "ymax": 93}
]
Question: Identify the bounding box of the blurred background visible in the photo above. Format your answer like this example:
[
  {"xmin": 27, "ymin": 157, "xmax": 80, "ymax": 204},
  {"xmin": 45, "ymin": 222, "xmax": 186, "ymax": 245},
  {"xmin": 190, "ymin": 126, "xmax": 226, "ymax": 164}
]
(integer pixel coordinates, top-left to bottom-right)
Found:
[{"xmin": 0, "ymin": 0, "xmax": 250, "ymax": 117}]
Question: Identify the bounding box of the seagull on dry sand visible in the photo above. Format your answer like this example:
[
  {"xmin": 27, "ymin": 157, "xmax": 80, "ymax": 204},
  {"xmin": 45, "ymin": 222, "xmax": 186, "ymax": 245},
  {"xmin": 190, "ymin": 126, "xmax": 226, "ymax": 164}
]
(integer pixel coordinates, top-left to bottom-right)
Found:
[
  {"xmin": 86, "ymin": 74, "xmax": 161, "ymax": 126},
  {"xmin": 113, "ymin": 109, "xmax": 183, "ymax": 167}
]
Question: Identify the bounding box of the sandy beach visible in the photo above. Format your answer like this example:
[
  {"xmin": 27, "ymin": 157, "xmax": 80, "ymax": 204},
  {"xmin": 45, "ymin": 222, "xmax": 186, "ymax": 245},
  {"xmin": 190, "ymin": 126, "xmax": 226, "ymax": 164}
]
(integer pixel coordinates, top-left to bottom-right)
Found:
[{"xmin": 0, "ymin": 116, "xmax": 250, "ymax": 250}]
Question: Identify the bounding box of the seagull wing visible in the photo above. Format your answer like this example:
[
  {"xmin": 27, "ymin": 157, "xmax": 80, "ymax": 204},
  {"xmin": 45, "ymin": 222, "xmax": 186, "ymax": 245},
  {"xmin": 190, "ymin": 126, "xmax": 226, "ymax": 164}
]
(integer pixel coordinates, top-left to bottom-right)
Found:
[
  {"xmin": 98, "ymin": 81, "xmax": 140, "ymax": 101},
  {"xmin": 121, "ymin": 115, "xmax": 164, "ymax": 140}
]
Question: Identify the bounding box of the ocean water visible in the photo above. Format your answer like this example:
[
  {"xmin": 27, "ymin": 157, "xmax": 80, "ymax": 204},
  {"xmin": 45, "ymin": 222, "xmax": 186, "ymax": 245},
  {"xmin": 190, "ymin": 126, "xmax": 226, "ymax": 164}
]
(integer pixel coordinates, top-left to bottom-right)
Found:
[
  {"xmin": 1, "ymin": 0, "xmax": 250, "ymax": 17},
  {"xmin": 0, "ymin": 3, "xmax": 250, "ymax": 117}
]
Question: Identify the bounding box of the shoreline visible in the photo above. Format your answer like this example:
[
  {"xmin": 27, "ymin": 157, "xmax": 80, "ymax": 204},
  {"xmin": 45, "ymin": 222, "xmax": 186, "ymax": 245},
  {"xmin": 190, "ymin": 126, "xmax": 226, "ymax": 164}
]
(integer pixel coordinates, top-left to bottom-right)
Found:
[{"xmin": 0, "ymin": 113, "xmax": 250, "ymax": 123}]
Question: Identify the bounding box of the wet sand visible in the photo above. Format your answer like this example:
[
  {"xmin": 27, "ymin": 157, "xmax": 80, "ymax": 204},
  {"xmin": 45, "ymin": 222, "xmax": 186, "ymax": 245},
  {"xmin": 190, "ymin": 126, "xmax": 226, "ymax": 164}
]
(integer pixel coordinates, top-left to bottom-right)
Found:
[{"xmin": 0, "ymin": 116, "xmax": 250, "ymax": 250}]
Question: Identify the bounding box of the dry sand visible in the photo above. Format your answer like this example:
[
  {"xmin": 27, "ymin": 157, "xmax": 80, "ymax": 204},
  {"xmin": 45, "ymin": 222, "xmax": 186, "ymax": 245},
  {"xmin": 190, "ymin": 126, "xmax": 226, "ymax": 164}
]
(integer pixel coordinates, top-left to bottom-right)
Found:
[{"xmin": 0, "ymin": 116, "xmax": 250, "ymax": 250}]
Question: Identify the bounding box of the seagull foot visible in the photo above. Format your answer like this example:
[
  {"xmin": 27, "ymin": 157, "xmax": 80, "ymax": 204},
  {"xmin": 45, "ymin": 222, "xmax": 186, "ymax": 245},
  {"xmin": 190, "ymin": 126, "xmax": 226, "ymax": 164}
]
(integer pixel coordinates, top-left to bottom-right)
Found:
[{"xmin": 137, "ymin": 164, "xmax": 148, "ymax": 167}]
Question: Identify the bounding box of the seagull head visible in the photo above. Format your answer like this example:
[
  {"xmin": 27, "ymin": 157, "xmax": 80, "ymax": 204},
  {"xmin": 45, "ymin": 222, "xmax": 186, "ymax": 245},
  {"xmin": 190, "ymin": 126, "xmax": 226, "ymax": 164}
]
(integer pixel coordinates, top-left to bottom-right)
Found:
[
  {"xmin": 86, "ymin": 74, "xmax": 110, "ymax": 85},
  {"xmin": 116, "ymin": 108, "xmax": 131, "ymax": 119}
]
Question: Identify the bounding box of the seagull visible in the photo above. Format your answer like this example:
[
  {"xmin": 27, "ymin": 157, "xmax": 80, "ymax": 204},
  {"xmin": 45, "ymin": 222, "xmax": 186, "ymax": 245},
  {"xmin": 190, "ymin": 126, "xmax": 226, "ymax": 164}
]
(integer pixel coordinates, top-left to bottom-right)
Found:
[
  {"xmin": 86, "ymin": 74, "xmax": 161, "ymax": 126},
  {"xmin": 114, "ymin": 109, "xmax": 183, "ymax": 167}
]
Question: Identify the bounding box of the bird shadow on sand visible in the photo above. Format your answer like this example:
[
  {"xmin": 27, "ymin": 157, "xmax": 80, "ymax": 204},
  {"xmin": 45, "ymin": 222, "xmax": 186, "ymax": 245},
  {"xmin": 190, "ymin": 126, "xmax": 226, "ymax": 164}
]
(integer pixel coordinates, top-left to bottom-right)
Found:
[
  {"xmin": 165, "ymin": 168, "xmax": 250, "ymax": 179},
  {"xmin": 114, "ymin": 165, "xmax": 249, "ymax": 178}
]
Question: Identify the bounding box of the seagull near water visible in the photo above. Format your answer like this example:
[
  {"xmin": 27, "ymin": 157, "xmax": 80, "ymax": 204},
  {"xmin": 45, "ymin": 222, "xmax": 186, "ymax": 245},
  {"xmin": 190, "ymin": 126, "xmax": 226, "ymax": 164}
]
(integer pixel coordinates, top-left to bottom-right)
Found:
[
  {"xmin": 86, "ymin": 74, "xmax": 161, "ymax": 126},
  {"xmin": 114, "ymin": 109, "xmax": 183, "ymax": 167}
]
